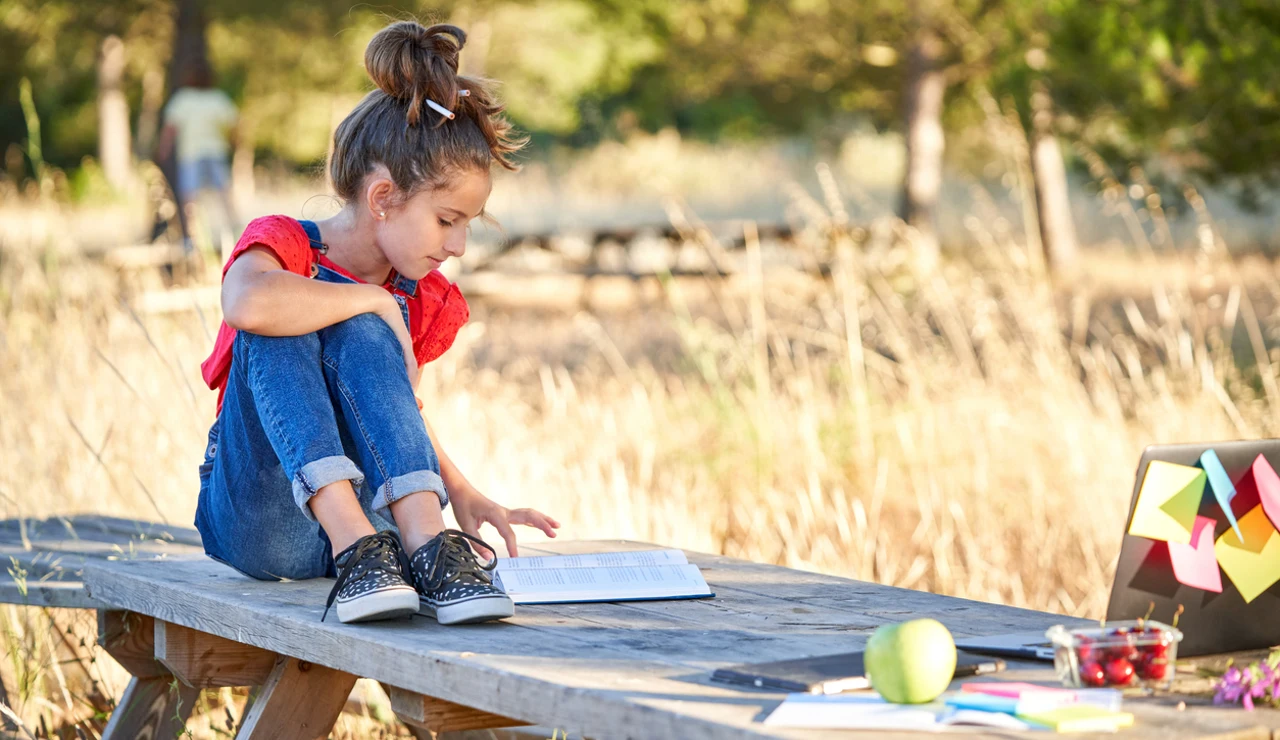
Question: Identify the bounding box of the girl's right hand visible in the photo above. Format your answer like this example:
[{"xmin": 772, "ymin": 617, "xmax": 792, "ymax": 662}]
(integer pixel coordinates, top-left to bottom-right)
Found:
[{"xmin": 365, "ymin": 286, "xmax": 419, "ymax": 386}]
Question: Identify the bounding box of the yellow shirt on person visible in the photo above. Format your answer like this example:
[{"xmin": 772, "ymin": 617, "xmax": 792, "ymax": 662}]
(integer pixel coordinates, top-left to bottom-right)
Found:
[{"xmin": 164, "ymin": 87, "xmax": 238, "ymax": 163}]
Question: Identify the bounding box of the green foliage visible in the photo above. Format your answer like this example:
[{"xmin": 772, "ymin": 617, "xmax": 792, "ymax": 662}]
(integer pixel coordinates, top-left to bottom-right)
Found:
[{"xmin": 3, "ymin": 0, "xmax": 1279, "ymax": 198}]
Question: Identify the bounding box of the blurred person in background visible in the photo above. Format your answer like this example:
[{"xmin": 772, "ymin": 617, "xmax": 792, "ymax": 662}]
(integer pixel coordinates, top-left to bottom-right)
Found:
[{"xmin": 157, "ymin": 61, "xmax": 240, "ymax": 254}]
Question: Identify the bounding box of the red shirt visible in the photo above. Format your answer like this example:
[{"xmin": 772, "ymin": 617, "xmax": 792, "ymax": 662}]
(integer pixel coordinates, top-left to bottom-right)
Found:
[{"xmin": 200, "ymin": 215, "xmax": 469, "ymax": 413}]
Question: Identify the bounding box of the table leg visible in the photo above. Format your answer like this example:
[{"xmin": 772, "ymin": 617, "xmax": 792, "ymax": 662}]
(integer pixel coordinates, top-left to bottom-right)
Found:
[
  {"xmin": 101, "ymin": 675, "xmax": 199, "ymax": 740},
  {"xmin": 236, "ymin": 656, "xmax": 356, "ymax": 739},
  {"xmin": 98, "ymin": 610, "xmax": 200, "ymax": 739}
]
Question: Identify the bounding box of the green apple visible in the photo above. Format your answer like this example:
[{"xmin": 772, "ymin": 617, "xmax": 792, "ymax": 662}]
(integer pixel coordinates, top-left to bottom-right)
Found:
[{"xmin": 865, "ymin": 618, "xmax": 957, "ymax": 703}]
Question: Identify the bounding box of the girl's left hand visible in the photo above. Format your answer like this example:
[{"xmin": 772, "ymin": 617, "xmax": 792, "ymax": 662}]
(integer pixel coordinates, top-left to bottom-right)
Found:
[{"xmin": 450, "ymin": 485, "xmax": 560, "ymax": 559}]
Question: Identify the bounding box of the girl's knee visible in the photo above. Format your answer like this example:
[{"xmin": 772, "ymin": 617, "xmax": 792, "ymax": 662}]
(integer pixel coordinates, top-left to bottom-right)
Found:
[
  {"xmin": 233, "ymin": 329, "xmax": 323, "ymax": 370},
  {"xmin": 320, "ymin": 314, "xmax": 402, "ymax": 364}
]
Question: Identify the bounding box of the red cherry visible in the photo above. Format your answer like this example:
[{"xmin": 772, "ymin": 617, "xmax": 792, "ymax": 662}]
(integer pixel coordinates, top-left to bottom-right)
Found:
[
  {"xmin": 1080, "ymin": 661, "xmax": 1106, "ymax": 687},
  {"xmin": 1076, "ymin": 637, "xmax": 1095, "ymax": 661},
  {"xmin": 1140, "ymin": 660, "xmax": 1169, "ymax": 680},
  {"xmin": 1104, "ymin": 657, "xmax": 1136, "ymax": 685},
  {"xmin": 1144, "ymin": 642, "xmax": 1169, "ymax": 660}
]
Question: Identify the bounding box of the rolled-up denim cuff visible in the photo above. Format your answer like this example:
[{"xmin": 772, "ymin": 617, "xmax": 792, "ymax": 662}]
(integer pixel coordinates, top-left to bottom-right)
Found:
[
  {"xmin": 372, "ymin": 470, "xmax": 448, "ymax": 519},
  {"xmin": 293, "ymin": 455, "xmax": 365, "ymax": 522}
]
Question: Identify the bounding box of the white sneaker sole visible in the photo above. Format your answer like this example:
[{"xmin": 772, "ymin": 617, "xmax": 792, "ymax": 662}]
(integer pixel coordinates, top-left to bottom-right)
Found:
[
  {"xmin": 421, "ymin": 595, "xmax": 515, "ymax": 625},
  {"xmin": 336, "ymin": 586, "xmax": 421, "ymax": 623}
]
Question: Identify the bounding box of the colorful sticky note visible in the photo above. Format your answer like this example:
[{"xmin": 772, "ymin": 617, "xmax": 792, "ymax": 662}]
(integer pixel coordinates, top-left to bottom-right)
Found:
[
  {"xmin": 946, "ymin": 691, "xmax": 1071, "ymax": 716},
  {"xmin": 1128, "ymin": 461, "xmax": 1206, "ymax": 544},
  {"xmin": 961, "ymin": 682, "xmax": 1074, "ymax": 699},
  {"xmin": 1215, "ymin": 506, "xmax": 1280, "ymax": 603},
  {"xmin": 1168, "ymin": 515, "xmax": 1223, "ymax": 592},
  {"xmin": 1232, "ymin": 455, "xmax": 1280, "ymax": 532},
  {"xmin": 1200, "ymin": 450, "xmax": 1243, "ymax": 541},
  {"xmin": 1019, "ymin": 705, "xmax": 1134, "ymax": 733}
]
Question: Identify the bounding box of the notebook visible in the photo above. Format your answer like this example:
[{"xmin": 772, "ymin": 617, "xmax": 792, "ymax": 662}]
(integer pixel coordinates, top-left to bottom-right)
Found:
[
  {"xmin": 493, "ymin": 549, "xmax": 714, "ymax": 605},
  {"xmin": 711, "ymin": 650, "xmax": 1005, "ymax": 694}
]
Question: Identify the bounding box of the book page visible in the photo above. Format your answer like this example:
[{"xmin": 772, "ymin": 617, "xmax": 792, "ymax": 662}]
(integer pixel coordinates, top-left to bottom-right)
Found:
[
  {"xmin": 497, "ymin": 549, "xmax": 688, "ymax": 570},
  {"xmin": 495, "ymin": 563, "xmax": 710, "ymax": 604}
]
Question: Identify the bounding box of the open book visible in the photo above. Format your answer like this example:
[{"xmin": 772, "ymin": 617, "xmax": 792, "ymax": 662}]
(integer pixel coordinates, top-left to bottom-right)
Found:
[{"xmin": 493, "ymin": 549, "xmax": 714, "ymax": 605}]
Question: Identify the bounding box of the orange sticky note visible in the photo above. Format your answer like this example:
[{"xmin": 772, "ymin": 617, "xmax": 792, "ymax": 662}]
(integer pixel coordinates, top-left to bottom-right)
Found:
[
  {"xmin": 1128, "ymin": 461, "xmax": 1206, "ymax": 544},
  {"xmin": 1215, "ymin": 506, "xmax": 1280, "ymax": 603},
  {"xmin": 1168, "ymin": 516, "xmax": 1223, "ymax": 592}
]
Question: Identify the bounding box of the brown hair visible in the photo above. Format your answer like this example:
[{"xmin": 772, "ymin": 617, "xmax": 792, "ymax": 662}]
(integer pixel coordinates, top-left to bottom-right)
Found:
[{"xmin": 329, "ymin": 21, "xmax": 524, "ymax": 203}]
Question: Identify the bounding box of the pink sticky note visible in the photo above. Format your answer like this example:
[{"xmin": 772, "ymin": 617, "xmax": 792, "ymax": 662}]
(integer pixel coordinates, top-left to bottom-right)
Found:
[
  {"xmin": 1233, "ymin": 455, "xmax": 1280, "ymax": 531},
  {"xmin": 961, "ymin": 682, "xmax": 1074, "ymax": 699},
  {"xmin": 1168, "ymin": 516, "xmax": 1223, "ymax": 592}
]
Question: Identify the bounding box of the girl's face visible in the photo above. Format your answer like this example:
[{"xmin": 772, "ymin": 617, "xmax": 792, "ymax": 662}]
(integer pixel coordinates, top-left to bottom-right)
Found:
[{"xmin": 377, "ymin": 168, "xmax": 491, "ymax": 280}]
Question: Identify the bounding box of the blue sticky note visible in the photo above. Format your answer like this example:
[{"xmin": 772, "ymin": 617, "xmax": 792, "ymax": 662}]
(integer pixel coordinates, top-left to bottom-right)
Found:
[
  {"xmin": 1200, "ymin": 449, "xmax": 1243, "ymax": 541},
  {"xmin": 946, "ymin": 693, "xmax": 1018, "ymax": 714}
]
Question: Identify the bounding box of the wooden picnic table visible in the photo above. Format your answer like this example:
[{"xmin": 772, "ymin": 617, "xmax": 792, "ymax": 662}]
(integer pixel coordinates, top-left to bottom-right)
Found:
[{"xmin": 2, "ymin": 515, "xmax": 1280, "ymax": 739}]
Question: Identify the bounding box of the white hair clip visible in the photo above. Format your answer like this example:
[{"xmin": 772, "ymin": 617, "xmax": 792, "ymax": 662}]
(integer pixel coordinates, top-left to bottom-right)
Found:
[
  {"xmin": 425, "ymin": 98, "xmax": 455, "ymax": 120},
  {"xmin": 425, "ymin": 90, "xmax": 470, "ymax": 121}
]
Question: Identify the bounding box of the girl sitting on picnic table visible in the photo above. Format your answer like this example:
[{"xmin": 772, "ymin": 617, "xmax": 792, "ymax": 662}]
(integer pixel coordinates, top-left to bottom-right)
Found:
[{"xmin": 195, "ymin": 20, "xmax": 559, "ymax": 625}]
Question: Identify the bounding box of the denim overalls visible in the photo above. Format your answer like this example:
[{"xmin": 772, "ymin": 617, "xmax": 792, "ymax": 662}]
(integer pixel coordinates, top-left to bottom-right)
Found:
[{"xmin": 195, "ymin": 220, "xmax": 449, "ymax": 580}]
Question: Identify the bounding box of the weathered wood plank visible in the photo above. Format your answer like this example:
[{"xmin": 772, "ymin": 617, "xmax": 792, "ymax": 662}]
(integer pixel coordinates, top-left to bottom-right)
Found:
[
  {"xmin": 82, "ymin": 545, "xmax": 1280, "ymax": 740},
  {"xmin": 155, "ymin": 621, "xmax": 277, "ymax": 688},
  {"xmin": 63, "ymin": 515, "xmax": 203, "ymax": 547},
  {"xmin": 236, "ymin": 656, "xmax": 356, "ymax": 740},
  {"xmin": 519, "ymin": 540, "xmax": 1083, "ymax": 639},
  {"xmin": 0, "ymin": 516, "xmax": 204, "ymax": 608},
  {"xmin": 0, "ymin": 580, "xmax": 101, "ymax": 609},
  {"xmin": 388, "ymin": 685, "xmax": 528, "ymax": 733}
]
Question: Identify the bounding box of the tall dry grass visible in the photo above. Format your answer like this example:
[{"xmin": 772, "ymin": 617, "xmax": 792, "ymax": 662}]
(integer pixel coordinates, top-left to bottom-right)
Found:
[{"xmin": 3, "ymin": 171, "xmax": 1280, "ymax": 735}]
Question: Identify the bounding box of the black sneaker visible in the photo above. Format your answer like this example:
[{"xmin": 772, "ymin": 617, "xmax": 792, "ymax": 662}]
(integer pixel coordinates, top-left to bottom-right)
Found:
[
  {"xmin": 323, "ymin": 531, "xmax": 420, "ymax": 623},
  {"xmin": 408, "ymin": 530, "xmax": 514, "ymax": 625}
]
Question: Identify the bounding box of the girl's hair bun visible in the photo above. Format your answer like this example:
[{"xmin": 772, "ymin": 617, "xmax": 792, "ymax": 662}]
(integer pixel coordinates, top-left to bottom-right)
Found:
[{"xmin": 365, "ymin": 21, "xmax": 467, "ymax": 127}]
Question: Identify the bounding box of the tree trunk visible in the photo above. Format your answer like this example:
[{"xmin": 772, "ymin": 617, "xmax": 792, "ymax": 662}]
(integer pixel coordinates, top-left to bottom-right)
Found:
[
  {"xmin": 163, "ymin": 0, "xmax": 210, "ymax": 239},
  {"xmin": 1029, "ymin": 84, "xmax": 1078, "ymax": 273},
  {"xmin": 899, "ymin": 16, "xmax": 946, "ymax": 266},
  {"xmin": 168, "ymin": 0, "xmax": 210, "ymax": 97},
  {"xmin": 97, "ymin": 35, "xmax": 132, "ymax": 191}
]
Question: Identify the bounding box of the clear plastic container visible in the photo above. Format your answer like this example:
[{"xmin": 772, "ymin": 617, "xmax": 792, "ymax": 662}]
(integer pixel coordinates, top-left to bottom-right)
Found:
[{"xmin": 1045, "ymin": 620, "xmax": 1183, "ymax": 690}]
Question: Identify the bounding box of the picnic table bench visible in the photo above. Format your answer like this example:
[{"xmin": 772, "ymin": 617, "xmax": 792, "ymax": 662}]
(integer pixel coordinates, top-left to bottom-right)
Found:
[{"xmin": 3, "ymin": 515, "xmax": 1280, "ymax": 739}]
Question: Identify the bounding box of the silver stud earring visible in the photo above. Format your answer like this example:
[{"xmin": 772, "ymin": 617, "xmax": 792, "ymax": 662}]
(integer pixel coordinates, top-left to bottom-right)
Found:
[{"xmin": 379, "ymin": 211, "xmax": 386, "ymax": 219}]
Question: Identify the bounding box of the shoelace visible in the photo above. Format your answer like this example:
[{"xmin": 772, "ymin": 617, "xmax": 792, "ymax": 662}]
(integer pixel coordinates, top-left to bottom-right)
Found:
[
  {"xmin": 419, "ymin": 529, "xmax": 498, "ymax": 592},
  {"xmin": 322, "ymin": 530, "xmax": 411, "ymax": 622}
]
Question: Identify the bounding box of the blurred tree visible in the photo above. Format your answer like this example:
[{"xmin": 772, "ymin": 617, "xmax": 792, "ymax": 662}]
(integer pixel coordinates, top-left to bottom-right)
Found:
[{"xmin": 1050, "ymin": 0, "xmax": 1280, "ymax": 207}]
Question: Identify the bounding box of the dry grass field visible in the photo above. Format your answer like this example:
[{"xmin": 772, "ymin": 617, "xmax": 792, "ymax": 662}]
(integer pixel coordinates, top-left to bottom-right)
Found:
[{"xmin": 3, "ymin": 172, "xmax": 1280, "ymax": 735}]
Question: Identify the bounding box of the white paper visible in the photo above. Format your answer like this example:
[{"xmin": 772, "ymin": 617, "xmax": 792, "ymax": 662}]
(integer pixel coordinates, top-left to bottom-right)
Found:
[
  {"xmin": 762, "ymin": 694, "xmax": 940, "ymax": 730},
  {"xmin": 763, "ymin": 694, "xmax": 1043, "ymax": 732},
  {"xmin": 497, "ymin": 549, "xmax": 689, "ymax": 570},
  {"xmin": 494, "ymin": 563, "xmax": 711, "ymax": 604}
]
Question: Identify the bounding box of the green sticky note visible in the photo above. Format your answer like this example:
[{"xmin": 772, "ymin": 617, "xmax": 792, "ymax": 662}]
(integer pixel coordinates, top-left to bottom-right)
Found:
[{"xmin": 1128, "ymin": 460, "xmax": 1206, "ymax": 545}]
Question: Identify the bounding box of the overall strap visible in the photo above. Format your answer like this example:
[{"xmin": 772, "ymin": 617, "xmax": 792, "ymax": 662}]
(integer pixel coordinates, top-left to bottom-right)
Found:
[{"xmin": 297, "ymin": 219, "xmax": 327, "ymax": 253}]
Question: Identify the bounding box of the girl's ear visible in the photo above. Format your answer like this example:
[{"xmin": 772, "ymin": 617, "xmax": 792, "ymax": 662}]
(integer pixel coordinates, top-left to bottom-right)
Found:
[{"xmin": 365, "ymin": 173, "xmax": 396, "ymax": 220}]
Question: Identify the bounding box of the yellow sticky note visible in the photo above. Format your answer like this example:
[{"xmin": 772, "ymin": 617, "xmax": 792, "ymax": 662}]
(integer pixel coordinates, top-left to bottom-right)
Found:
[
  {"xmin": 1127, "ymin": 461, "xmax": 1206, "ymax": 544},
  {"xmin": 1215, "ymin": 506, "xmax": 1280, "ymax": 603},
  {"xmin": 1020, "ymin": 706, "xmax": 1134, "ymax": 733}
]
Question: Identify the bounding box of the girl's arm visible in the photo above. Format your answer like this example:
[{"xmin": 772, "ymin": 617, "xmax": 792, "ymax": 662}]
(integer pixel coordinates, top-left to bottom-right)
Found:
[{"xmin": 223, "ymin": 247, "xmax": 417, "ymax": 379}]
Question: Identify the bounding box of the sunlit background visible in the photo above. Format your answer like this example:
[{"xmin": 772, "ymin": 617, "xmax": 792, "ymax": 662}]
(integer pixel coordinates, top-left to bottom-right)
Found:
[{"xmin": 3, "ymin": 1, "xmax": 1280, "ymax": 735}]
